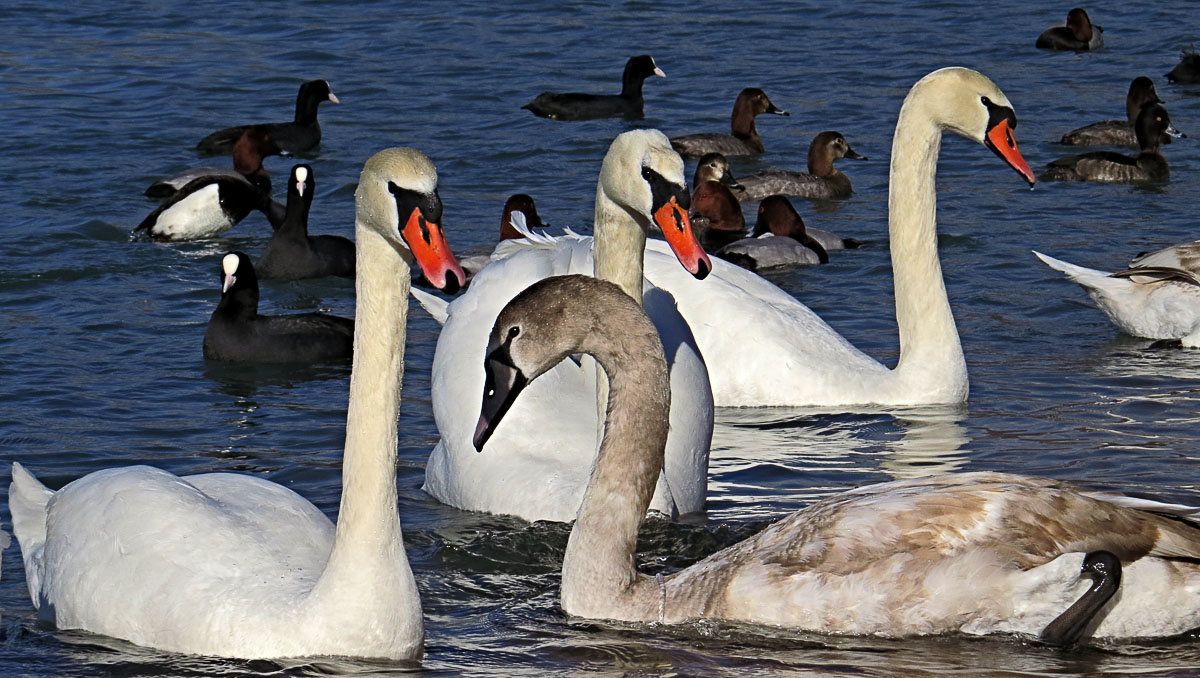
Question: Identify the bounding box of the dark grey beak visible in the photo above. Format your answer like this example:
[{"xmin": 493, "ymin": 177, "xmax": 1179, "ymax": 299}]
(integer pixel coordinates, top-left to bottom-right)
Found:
[{"xmin": 473, "ymin": 345, "xmax": 529, "ymax": 451}]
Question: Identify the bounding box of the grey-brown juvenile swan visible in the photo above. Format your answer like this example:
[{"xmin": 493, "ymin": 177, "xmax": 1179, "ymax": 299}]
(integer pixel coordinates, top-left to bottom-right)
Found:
[{"xmin": 475, "ymin": 273, "xmax": 1200, "ymax": 642}]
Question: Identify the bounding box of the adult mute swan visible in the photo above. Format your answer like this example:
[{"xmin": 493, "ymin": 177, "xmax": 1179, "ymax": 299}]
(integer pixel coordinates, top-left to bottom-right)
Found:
[
  {"xmin": 637, "ymin": 67, "xmax": 1036, "ymax": 407},
  {"xmin": 8, "ymin": 148, "xmax": 465, "ymax": 660},
  {"xmin": 477, "ymin": 273, "xmax": 1200, "ymax": 642},
  {"xmin": 416, "ymin": 129, "xmax": 713, "ymax": 523}
]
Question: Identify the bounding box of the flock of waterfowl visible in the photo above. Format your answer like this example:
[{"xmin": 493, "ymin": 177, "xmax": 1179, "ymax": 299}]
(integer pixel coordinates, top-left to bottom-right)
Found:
[{"xmin": 9, "ymin": 7, "xmax": 1200, "ymax": 665}]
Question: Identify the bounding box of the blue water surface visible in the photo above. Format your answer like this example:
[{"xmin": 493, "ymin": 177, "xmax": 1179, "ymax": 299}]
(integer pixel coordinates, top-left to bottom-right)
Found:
[{"xmin": 3, "ymin": 0, "xmax": 1200, "ymax": 675}]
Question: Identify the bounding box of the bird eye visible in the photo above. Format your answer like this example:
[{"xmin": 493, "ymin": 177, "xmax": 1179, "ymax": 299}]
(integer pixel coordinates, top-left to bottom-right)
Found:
[
  {"xmin": 641, "ymin": 167, "xmax": 652, "ymax": 180},
  {"xmin": 507, "ymin": 325, "xmax": 520, "ymax": 340},
  {"xmin": 981, "ymin": 96, "xmax": 992, "ymax": 106}
]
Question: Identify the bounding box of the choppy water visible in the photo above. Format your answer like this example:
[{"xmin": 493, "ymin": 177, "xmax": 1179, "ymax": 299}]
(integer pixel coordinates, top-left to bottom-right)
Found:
[{"xmin": 3, "ymin": 0, "xmax": 1200, "ymax": 675}]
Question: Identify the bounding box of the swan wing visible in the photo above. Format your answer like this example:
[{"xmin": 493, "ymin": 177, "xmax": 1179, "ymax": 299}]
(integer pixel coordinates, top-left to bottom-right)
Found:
[
  {"xmin": 642, "ymin": 238, "xmax": 886, "ymax": 407},
  {"xmin": 21, "ymin": 465, "xmax": 333, "ymax": 653},
  {"xmin": 674, "ymin": 472, "xmax": 1200, "ymax": 636},
  {"xmin": 1131, "ymin": 240, "xmax": 1200, "ymax": 273}
]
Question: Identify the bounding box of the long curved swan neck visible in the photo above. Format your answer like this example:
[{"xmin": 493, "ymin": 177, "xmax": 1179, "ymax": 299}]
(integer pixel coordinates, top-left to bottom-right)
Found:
[
  {"xmin": 308, "ymin": 220, "xmax": 417, "ymax": 624},
  {"xmin": 593, "ymin": 184, "xmax": 647, "ymax": 305},
  {"xmin": 561, "ymin": 303, "xmax": 670, "ymax": 618},
  {"xmin": 887, "ymin": 95, "xmax": 966, "ymax": 389}
]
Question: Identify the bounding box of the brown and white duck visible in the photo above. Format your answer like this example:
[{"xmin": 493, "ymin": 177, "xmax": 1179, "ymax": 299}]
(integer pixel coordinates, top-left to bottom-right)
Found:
[{"xmin": 715, "ymin": 195, "xmax": 829, "ymax": 270}]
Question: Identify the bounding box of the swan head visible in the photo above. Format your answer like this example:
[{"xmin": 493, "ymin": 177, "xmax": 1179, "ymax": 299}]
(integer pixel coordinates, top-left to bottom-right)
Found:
[
  {"xmin": 908, "ymin": 68, "xmax": 1035, "ymax": 186},
  {"xmin": 473, "ymin": 274, "xmax": 657, "ymax": 451},
  {"xmin": 599, "ymin": 130, "xmax": 711, "ymax": 279},
  {"xmin": 355, "ymin": 148, "xmax": 466, "ymax": 293}
]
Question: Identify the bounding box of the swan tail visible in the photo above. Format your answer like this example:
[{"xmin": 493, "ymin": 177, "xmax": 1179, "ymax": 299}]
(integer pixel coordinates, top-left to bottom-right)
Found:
[
  {"xmin": 1033, "ymin": 251, "xmax": 1122, "ymax": 291},
  {"xmin": 410, "ymin": 288, "xmax": 449, "ymax": 325},
  {"xmin": 9, "ymin": 462, "xmax": 52, "ymax": 605}
]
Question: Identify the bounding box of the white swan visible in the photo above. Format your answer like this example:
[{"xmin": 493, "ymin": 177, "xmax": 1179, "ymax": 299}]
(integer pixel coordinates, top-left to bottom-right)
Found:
[
  {"xmin": 636, "ymin": 67, "xmax": 1036, "ymax": 407},
  {"xmin": 477, "ymin": 273, "xmax": 1200, "ymax": 641},
  {"xmin": 1034, "ymin": 250, "xmax": 1200, "ymax": 346},
  {"xmin": 7, "ymin": 148, "xmax": 466, "ymax": 660},
  {"xmin": 416, "ymin": 129, "xmax": 714, "ymax": 523}
]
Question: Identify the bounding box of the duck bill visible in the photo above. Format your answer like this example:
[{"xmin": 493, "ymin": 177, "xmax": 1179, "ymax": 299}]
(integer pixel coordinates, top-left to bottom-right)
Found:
[
  {"xmin": 984, "ymin": 118, "xmax": 1035, "ymax": 186},
  {"xmin": 845, "ymin": 146, "xmax": 867, "ymax": 161},
  {"xmin": 766, "ymin": 103, "xmax": 789, "ymax": 116},
  {"xmin": 1166, "ymin": 123, "xmax": 1186, "ymax": 139},
  {"xmin": 473, "ymin": 346, "xmax": 529, "ymax": 451},
  {"xmin": 399, "ymin": 208, "xmax": 466, "ymax": 293},
  {"xmin": 654, "ymin": 196, "xmax": 711, "ymax": 280}
]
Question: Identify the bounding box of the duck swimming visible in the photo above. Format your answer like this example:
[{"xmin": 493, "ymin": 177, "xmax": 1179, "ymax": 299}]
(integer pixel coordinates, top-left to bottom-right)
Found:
[
  {"xmin": 257, "ymin": 165, "xmax": 356, "ymax": 280},
  {"xmin": 670, "ymin": 88, "xmax": 789, "ymax": 158},
  {"xmin": 195, "ymin": 79, "xmax": 339, "ymax": 155},
  {"xmin": 146, "ymin": 126, "xmax": 288, "ymax": 198},
  {"xmin": 715, "ymin": 196, "xmax": 829, "ymax": 270},
  {"xmin": 133, "ymin": 175, "xmax": 284, "ymax": 241},
  {"xmin": 1045, "ymin": 103, "xmax": 1183, "ymax": 182},
  {"xmin": 1036, "ymin": 8, "xmax": 1103, "ymax": 51},
  {"xmin": 476, "ymin": 273, "xmax": 1200, "ymax": 642},
  {"xmin": 203, "ymin": 251, "xmax": 355, "ymax": 362},
  {"xmin": 1166, "ymin": 47, "xmax": 1200, "ymax": 84},
  {"xmin": 522, "ymin": 55, "xmax": 665, "ymax": 121},
  {"xmin": 1060, "ymin": 77, "xmax": 1167, "ymax": 147},
  {"xmin": 734, "ymin": 131, "xmax": 867, "ymax": 201}
]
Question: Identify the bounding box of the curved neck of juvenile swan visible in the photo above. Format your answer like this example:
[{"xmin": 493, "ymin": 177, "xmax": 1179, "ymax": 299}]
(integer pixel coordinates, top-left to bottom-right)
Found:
[
  {"xmin": 560, "ymin": 301, "xmax": 671, "ymax": 620},
  {"xmin": 593, "ymin": 182, "xmax": 646, "ymax": 306},
  {"xmin": 306, "ymin": 219, "xmax": 421, "ymax": 645},
  {"xmin": 887, "ymin": 96, "xmax": 967, "ymax": 395}
]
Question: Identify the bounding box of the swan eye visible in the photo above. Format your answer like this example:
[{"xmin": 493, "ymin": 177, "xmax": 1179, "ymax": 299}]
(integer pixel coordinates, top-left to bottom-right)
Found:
[
  {"xmin": 981, "ymin": 96, "xmax": 992, "ymax": 106},
  {"xmin": 641, "ymin": 167, "xmax": 652, "ymax": 180},
  {"xmin": 507, "ymin": 326, "xmax": 520, "ymax": 340}
]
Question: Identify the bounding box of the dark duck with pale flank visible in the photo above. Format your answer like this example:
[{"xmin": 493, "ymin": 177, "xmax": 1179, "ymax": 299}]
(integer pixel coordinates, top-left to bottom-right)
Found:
[
  {"xmin": 203, "ymin": 251, "xmax": 354, "ymax": 363},
  {"xmin": 1060, "ymin": 77, "xmax": 1170, "ymax": 147},
  {"xmin": 195, "ymin": 79, "xmax": 339, "ymax": 155},
  {"xmin": 134, "ymin": 133, "xmax": 286, "ymax": 241},
  {"xmin": 257, "ymin": 164, "xmax": 355, "ymax": 280},
  {"xmin": 670, "ymin": 88, "xmax": 789, "ymax": 158},
  {"xmin": 715, "ymin": 195, "xmax": 829, "ymax": 270},
  {"xmin": 522, "ymin": 55, "xmax": 665, "ymax": 121},
  {"xmin": 1045, "ymin": 103, "xmax": 1184, "ymax": 182}
]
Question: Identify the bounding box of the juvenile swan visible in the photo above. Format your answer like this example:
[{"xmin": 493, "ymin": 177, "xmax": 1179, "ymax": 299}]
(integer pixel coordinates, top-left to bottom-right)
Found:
[
  {"xmin": 477, "ymin": 273, "xmax": 1200, "ymax": 641},
  {"xmin": 636, "ymin": 68, "xmax": 1035, "ymax": 407},
  {"xmin": 1034, "ymin": 250, "xmax": 1200, "ymax": 346},
  {"xmin": 9, "ymin": 148, "xmax": 465, "ymax": 660}
]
